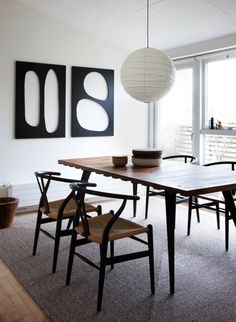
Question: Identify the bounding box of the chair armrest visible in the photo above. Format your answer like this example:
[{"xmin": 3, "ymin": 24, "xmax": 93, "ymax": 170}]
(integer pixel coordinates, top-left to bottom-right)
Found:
[
  {"xmin": 35, "ymin": 171, "xmax": 61, "ymax": 176},
  {"xmin": 70, "ymin": 185, "xmax": 140, "ymax": 202},
  {"xmin": 35, "ymin": 172, "xmax": 95, "ymax": 185}
]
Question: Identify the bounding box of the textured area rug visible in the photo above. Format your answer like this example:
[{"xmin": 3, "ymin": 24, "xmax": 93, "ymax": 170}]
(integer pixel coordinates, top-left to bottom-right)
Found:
[{"xmin": 1, "ymin": 198, "xmax": 236, "ymax": 321}]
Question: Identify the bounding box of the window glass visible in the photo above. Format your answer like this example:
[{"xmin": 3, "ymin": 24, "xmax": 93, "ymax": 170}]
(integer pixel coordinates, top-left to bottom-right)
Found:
[
  {"xmin": 155, "ymin": 51, "xmax": 236, "ymax": 164},
  {"xmin": 159, "ymin": 68, "xmax": 193, "ymax": 156},
  {"xmin": 206, "ymin": 57, "xmax": 236, "ymax": 129},
  {"xmin": 204, "ymin": 134, "xmax": 236, "ymax": 163}
]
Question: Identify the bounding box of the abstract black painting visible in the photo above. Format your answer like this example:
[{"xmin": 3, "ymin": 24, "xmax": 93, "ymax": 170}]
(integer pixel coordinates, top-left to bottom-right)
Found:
[
  {"xmin": 15, "ymin": 61, "xmax": 66, "ymax": 138},
  {"xmin": 71, "ymin": 66, "xmax": 114, "ymax": 137}
]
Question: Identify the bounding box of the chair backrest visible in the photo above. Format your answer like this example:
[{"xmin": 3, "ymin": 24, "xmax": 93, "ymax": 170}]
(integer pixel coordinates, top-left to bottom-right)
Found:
[
  {"xmin": 70, "ymin": 183, "xmax": 140, "ymax": 240},
  {"xmin": 204, "ymin": 161, "xmax": 236, "ymax": 194},
  {"xmin": 204, "ymin": 161, "xmax": 236, "ymax": 171},
  {"xmin": 163, "ymin": 155, "xmax": 197, "ymax": 164},
  {"xmin": 35, "ymin": 171, "xmax": 60, "ymax": 213},
  {"xmin": 34, "ymin": 171, "xmax": 95, "ymax": 215}
]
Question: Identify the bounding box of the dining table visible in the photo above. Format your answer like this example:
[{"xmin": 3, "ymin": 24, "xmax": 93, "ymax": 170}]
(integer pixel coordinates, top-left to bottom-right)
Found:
[{"xmin": 58, "ymin": 156, "xmax": 236, "ymax": 294}]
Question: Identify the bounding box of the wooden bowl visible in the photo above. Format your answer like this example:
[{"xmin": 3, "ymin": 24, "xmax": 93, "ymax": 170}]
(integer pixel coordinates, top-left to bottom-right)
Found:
[
  {"xmin": 132, "ymin": 148, "xmax": 162, "ymax": 158},
  {"xmin": 112, "ymin": 156, "xmax": 128, "ymax": 167}
]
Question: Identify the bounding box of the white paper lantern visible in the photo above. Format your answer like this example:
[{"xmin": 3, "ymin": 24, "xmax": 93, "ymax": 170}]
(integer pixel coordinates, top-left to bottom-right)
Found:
[{"xmin": 120, "ymin": 47, "xmax": 175, "ymax": 103}]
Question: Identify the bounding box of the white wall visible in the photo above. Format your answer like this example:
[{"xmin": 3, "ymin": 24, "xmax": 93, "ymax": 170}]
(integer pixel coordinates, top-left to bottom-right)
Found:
[{"xmin": 0, "ymin": 0, "xmax": 147, "ymax": 186}]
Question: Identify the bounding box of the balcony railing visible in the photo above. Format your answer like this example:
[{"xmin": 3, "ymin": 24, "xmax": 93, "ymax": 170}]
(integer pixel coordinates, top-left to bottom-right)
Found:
[{"xmin": 160, "ymin": 125, "xmax": 236, "ymax": 164}]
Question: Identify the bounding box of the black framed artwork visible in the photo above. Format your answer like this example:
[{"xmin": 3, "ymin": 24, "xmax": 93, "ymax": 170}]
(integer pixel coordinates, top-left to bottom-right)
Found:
[
  {"xmin": 71, "ymin": 66, "xmax": 114, "ymax": 137},
  {"xmin": 15, "ymin": 61, "xmax": 66, "ymax": 139}
]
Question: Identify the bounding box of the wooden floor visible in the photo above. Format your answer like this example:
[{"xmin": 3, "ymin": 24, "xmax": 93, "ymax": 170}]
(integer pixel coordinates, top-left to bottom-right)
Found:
[{"xmin": 0, "ymin": 258, "xmax": 50, "ymax": 321}]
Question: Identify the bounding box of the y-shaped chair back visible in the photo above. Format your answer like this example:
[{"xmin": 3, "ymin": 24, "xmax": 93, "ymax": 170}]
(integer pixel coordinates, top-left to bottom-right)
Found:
[
  {"xmin": 187, "ymin": 161, "xmax": 236, "ymax": 250},
  {"xmin": 143, "ymin": 154, "xmax": 197, "ymax": 219},
  {"xmin": 34, "ymin": 171, "xmax": 101, "ymax": 273},
  {"xmin": 66, "ymin": 183, "xmax": 155, "ymax": 311}
]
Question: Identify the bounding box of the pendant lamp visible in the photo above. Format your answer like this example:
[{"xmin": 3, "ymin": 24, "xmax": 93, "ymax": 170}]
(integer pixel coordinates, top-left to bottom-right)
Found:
[{"xmin": 120, "ymin": 0, "xmax": 175, "ymax": 103}]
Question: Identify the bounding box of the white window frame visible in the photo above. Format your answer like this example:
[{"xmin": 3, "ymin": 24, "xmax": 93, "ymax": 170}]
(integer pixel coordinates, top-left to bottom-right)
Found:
[
  {"xmin": 153, "ymin": 48, "xmax": 236, "ymax": 164},
  {"xmin": 200, "ymin": 50, "xmax": 236, "ymax": 163},
  {"xmin": 200, "ymin": 50, "xmax": 236, "ymax": 134}
]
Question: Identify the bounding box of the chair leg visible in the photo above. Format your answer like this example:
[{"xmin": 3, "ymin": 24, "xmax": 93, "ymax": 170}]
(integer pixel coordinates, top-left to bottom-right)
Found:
[
  {"xmin": 133, "ymin": 183, "xmax": 138, "ymax": 217},
  {"xmin": 147, "ymin": 225, "xmax": 155, "ymax": 294},
  {"xmin": 97, "ymin": 205, "xmax": 102, "ymax": 216},
  {"xmin": 145, "ymin": 186, "xmax": 150, "ymax": 219},
  {"xmin": 52, "ymin": 219, "xmax": 62, "ymax": 273},
  {"xmin": 187, "ymin": 197, "xmax": 192, "ymax": 236},
  {"xmin": 195, "ymin": 197, "xmax": 200, "ymax": 223},
  {"xmin": 97, "ymin": 242, "xmax": 108, "ymax": 311},
  {"xmin": 66, "ymin": 231, "xmax": 77, "ymax": 285},
  {"xmin": 110, "ymin": 241, "xmax": 114, "ymax": 269},
  {"xmin": 225, "ymin": 209, "xmax": 229, "ymax": 251},
  {"xmin": 32, "ymin": 211, "xmax": 42, "ymax": 256},
  {"xmin": 216, "ymin": 203, "xmax": 220, "ymax": 230}
]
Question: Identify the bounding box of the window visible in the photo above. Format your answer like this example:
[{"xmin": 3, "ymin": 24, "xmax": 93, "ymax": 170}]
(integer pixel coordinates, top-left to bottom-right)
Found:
[
  {"xmin": 204, "ymin": 56, "xmax": 236, "ymax": 130},
  {"xmin": 155, "ymin": 49, "xmax": 236, "ymax": 164},
  {"xmin": 158, "ymin": 66, "xmax": 193, "ymax": 156},
  {"xmin": 204, "ymin": 134, "xmax": 236, "ymax": 163},
  {"xmin": 202, "ymin": 52, "xmax": 236, "ymax": 163}
]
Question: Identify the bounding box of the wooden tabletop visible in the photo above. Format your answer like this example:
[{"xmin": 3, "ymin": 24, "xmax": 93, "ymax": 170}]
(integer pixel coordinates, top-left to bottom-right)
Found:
[{"xmin": 58, "ymin": 156, "xmax": 236, "ymax": 196}]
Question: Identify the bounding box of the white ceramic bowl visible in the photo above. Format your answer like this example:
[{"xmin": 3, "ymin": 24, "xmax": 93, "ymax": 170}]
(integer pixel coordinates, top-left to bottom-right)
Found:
[{"xmin": 132, "ymin": 156, "xmax": 162, "ymax": 167}]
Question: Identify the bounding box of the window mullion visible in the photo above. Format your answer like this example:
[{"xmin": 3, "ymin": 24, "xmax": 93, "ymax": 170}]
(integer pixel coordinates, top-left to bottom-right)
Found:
[{"xmin": 192, "ymin": 59, "xmax": 201, "ymax": 163}]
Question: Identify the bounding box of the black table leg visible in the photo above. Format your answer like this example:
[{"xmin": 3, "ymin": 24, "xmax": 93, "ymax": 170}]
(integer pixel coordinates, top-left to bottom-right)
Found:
[
  {"xmin": 165, "ymin": 191, "xmax": 177, "ymax": 294},
  {"xmin": 222, "ymin": 190, "xmax": 236, "ymax": 226},
  {"xmin": 133, "ymin": 183, "xmax": 138, "ymax": 217}
]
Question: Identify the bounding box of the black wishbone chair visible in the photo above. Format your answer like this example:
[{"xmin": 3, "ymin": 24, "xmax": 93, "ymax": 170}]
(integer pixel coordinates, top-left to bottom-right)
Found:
[
  {"xmin": 187, "ymin": 161, "xmax": 236, "ymax": 250},
  {"xmin": 66, "ymin": 183, "xmax": 155, "ymax": 311},
  {"xmin": 143, "ymin": 154, "xmax": 197, "ymax": 219},
  {"xmin": 34, "ymin": 171, "xmax": 101, "ymax": 273}
]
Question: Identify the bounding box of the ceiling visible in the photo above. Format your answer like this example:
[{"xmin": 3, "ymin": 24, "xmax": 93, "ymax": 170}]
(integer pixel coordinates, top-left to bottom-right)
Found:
[{"xmin": 17, "ymin": 0, "xmax": 236, "ymax": 51}]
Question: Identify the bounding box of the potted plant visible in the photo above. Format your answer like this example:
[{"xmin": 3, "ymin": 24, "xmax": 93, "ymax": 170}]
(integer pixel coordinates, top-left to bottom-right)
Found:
[{"xmin": 0, "ymin": 197, "xmax": 19, "ymax": 229}]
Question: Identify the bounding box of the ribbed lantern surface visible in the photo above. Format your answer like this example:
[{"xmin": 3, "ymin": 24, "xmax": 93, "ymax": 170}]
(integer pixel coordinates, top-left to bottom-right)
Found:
[{"xmin": 120, "ymin": 47, "xmax": 175, "ymax": 103}]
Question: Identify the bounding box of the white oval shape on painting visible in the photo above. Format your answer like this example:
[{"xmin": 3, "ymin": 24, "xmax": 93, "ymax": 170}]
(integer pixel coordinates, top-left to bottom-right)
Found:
[
  {"xmin": 77, "ymin": 99, "xmax": 109, "ymax": 131},
  {"xmin": 24, "ymin": 71, "xmax": 40, "ymax": 126},
  {"xmin": 84, "ymin": 72, "xmax": 108, "ymax": 100},
  {"xmin": 44, "ymin": 69, "xmax": 59, "ymax": 133}
]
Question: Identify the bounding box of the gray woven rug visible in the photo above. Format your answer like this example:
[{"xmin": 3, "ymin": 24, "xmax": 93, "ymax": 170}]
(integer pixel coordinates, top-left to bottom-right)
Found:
[{"xmin": 1, "ymin": 198, "xmax": 236, "ymax": 322}]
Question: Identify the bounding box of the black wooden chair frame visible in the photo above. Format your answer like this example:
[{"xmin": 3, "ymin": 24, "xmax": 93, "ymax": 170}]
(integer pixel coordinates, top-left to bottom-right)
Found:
[
  {"xmin": 34, "ymin": 171, "xmax": 101, "ymax": 273},
  {"xmin": 66, "ymin": 183, "xmax": 155, "ymax": 311},
  {"xmin": 187, "ymin": 161, "xmax": 236, "ymax": 250},
  {"xmin": 133, "ymin": 155, "xmax": 197, "ymax": 219}
]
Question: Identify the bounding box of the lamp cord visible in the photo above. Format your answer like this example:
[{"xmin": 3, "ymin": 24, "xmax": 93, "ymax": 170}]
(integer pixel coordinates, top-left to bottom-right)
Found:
[{"xmin": 147, "ymin": 0, "xmax": 149, "ymax": 48}]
